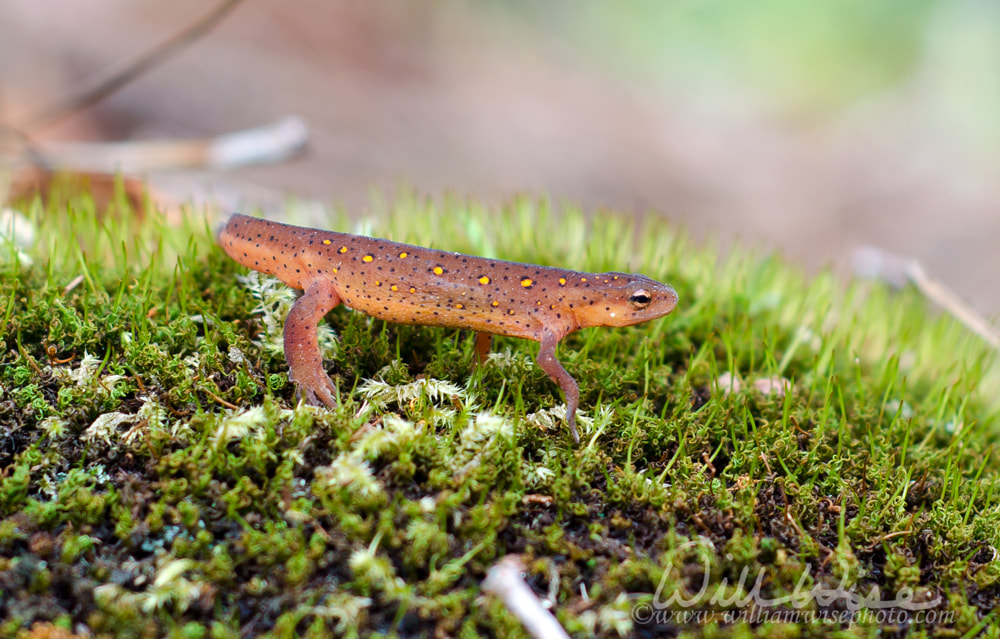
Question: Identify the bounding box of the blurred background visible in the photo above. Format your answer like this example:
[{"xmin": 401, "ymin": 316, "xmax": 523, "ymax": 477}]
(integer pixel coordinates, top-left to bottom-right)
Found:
[{"xmin": 2, "ymin": 0, "xmax": 999, "ymax": 314}]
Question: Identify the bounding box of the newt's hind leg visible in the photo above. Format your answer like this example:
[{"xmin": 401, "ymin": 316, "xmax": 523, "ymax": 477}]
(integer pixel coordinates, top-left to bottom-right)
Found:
[
  {"xmin": 283, "ymin": 279, "xmax": 341, "ymax": 407},
  {"xmin": 535, "ymin": 330, "xmax": 580, "ymax": 444},
  {"xmin": 473, "ymin": 332, "xmax": 493, "ymax": 366}
]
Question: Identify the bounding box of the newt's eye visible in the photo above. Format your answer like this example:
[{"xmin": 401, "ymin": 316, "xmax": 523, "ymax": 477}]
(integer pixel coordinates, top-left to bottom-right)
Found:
[{"xmin": 628, "ymin": 289, "xmax": 652, "ymax": 310}]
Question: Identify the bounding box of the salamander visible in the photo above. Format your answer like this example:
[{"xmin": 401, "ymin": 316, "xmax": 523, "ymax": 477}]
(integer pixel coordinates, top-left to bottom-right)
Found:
[{"xmin": 217, "ymin": 213, "xmax": 679, "ymax": 442}]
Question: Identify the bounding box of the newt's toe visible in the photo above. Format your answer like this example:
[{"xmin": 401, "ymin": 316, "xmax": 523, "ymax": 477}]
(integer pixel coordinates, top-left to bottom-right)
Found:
[
  {"xmin": 292, "ymin": 370, "xmax": 338, "ymax": 408},
  {"xmin": 297, "ymin": 381, "xmax": 337, "ymax": 408}
]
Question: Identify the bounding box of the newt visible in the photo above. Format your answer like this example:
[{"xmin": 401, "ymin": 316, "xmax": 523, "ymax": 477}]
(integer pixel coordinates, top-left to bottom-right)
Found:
[{"xmin": 217, "ymin": 213, "xmax": 679, "ymax": 442}]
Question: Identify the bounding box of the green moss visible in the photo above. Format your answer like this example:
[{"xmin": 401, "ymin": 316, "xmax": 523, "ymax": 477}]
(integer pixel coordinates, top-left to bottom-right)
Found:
[{"xmin": 0, "ymin": 193, "xmax": 997, "ymax": 637}]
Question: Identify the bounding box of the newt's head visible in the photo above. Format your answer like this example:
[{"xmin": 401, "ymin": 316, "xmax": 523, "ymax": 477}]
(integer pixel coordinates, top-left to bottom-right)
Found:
[{"xmin": 572, "ymin": 272, "xmax": 678, "ymax": 328}]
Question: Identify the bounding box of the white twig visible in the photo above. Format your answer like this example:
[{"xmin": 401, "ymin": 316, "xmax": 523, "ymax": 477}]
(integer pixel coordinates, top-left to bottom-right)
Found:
[
  {"xmin": 12, "ymin": 117, "xmax": 308, "ymax": 173},
  {"xmin": 482, "ymin": 555, "xmax": 570, "ymax": 639}
]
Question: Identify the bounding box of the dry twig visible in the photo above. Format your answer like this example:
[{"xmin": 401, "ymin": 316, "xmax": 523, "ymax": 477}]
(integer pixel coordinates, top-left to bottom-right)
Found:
[
  {"xmin": 482, "ymin": 555, "xmax": 570, "ymax": 639},
  {"xmin": 853, "ymin": 245, "xmax": 999, "ymax": 350},
  {"xmin": 22, "ymin": 0, "xmax": 245, "ymax": 131}
]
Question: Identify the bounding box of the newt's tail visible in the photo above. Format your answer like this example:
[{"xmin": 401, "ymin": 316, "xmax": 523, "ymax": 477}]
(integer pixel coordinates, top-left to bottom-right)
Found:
[
  {"xmin": 216, "ymin": 213, "xmax": 276, "ymax": 272},
  {"xmin": 216, "ymin": 213, "xmax": 314, "ymax": 290},
  {"xmin": 215, "ymin": 212, "xmax": 242, "ymax": 247}
]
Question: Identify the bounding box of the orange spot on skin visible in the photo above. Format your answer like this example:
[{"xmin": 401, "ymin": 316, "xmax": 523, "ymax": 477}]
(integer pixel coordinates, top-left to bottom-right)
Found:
[
  {"xmin": 363, "ymin": 254, "xmax": 374, "ymax": 263},
  {"xmin": 508, "ymin": 309, "xmax": 515, "ymax": 315},
  {"xmin": 491, "ymin": 301, "xmax": 499, "ymax": 307},
  {"xmin": 399, "ymin": 252, "xmax": 408, "ymax": 258},
  {"xmin": 478, "ymin": 275, "xmax": 490, "ymax": 285},
  {"xmin": 558, "ymin": 278, "xmax": 566, "ymax": 286},
  {"xmin": 581, "ymin": 277, "xmax": 587, "ymax": 282},
  {"xmin": 390, "ymin": 285, "xmax": 398, "ymax": 291},
  {"xmin": 322, "ymin": 239, "xmax": 332, "ymax": 245},
  {"xmin": 455, "ymin": 303, "xmax": 464, "ymax": 309},
  {"xmin": 339, "ymin": 246, "xmax": 348, "ymax": 254},
  {"xmin": 375, "ymin": 280, "xmax": 381, "ymax": 286},
  {"xmin": 433, "ymin": 266, "xmax": 444, "ymax": 275},
  {"xmin": 520, "ymin": 278, "xmax": 533, "ymax": 288},
  {"xmin": 409, "ymin": 287, "xmax": 416, "ymax": 293}
]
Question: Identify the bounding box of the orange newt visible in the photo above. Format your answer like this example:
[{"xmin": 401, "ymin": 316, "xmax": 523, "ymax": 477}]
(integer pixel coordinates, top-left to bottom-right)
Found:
[{"xmin": 217, "ymin": 213, "xmax": 679, "ymax": 442}]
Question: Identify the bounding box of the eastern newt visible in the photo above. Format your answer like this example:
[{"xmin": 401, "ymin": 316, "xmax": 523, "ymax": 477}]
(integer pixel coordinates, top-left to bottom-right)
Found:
[{"xmin": 217, "ymin": 213, "xmax": 678, "ymax": 442}]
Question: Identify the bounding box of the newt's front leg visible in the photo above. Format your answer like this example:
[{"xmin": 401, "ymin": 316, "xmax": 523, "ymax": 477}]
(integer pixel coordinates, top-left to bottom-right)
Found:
[
  {"xmin": 283, "ymin": 278, "xmax": 341, "ymax": 407},
  {"xmin": 535, "ymin": 330, "xmax": 580, "ymax": 443}
]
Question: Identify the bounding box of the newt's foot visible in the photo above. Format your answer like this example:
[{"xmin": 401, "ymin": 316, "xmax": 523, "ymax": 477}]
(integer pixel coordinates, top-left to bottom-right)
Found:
[{"xmin": 293, "ymin": 374, "xmax": 338, "ymax": 408}]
